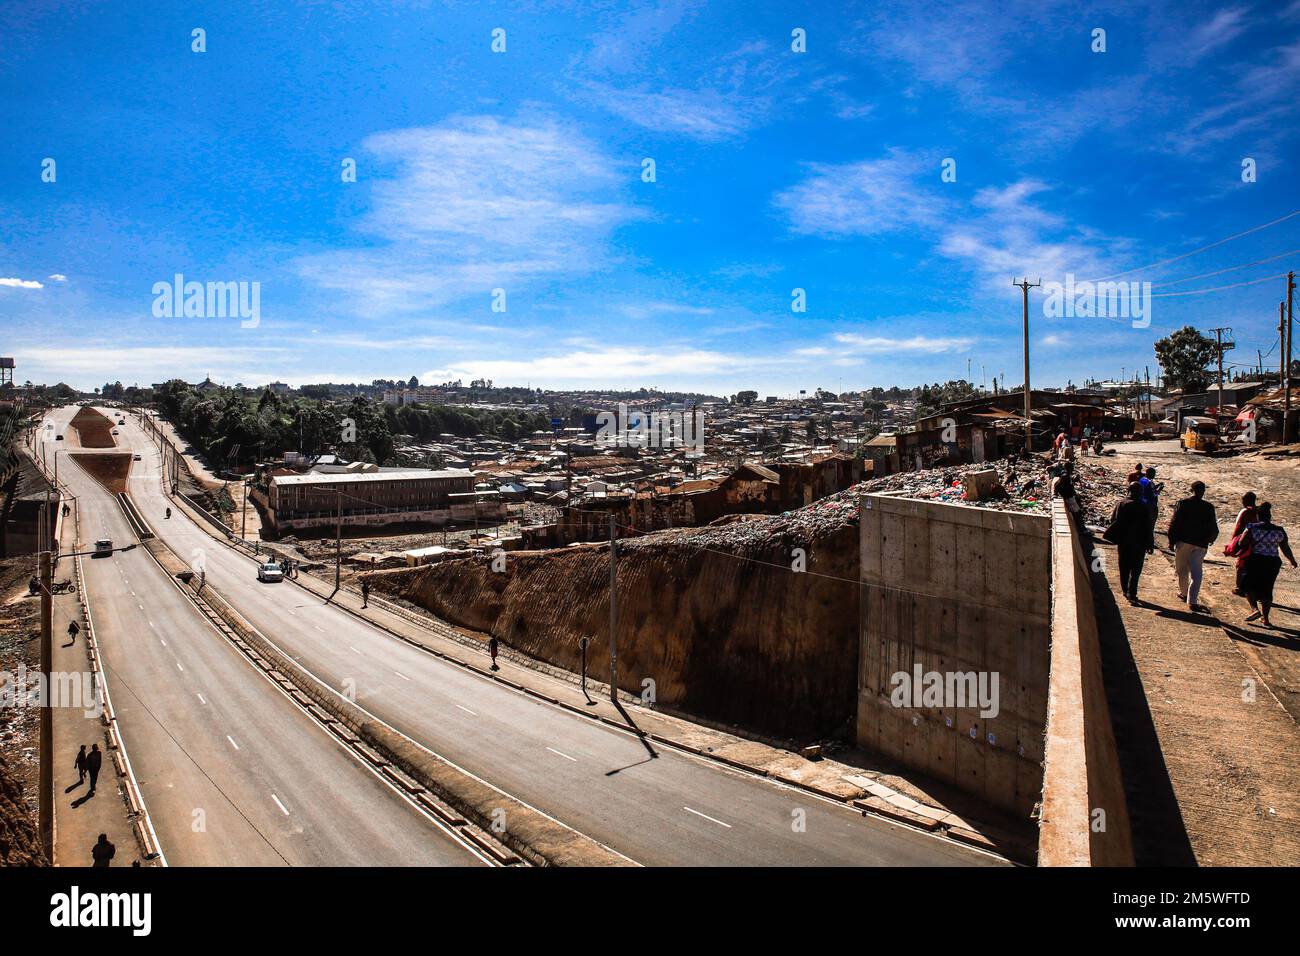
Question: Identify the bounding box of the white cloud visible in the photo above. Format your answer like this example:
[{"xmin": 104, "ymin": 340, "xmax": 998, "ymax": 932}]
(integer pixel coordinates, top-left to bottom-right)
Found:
[
  {"xmin": 425, "ymin": 346, "xmax": 742, "ymax": 386},
  {"xmin": 0, "ymin": 277, "xmax": 44, "ymax": 289},
  {"xmin": 295, "ymin": 116, "xmax": 643, "ymax": 314},
  {"xmin": 47, "ymin": 273, "xmax": 67, "ymax": 282},
  {"xmin": 774, "ymin": 150, "xmax": 946, "ymax": 238}
]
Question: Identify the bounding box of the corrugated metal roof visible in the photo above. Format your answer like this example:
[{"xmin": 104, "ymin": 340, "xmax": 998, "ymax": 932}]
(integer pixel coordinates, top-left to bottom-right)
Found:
[{"xmin": 270, "ymin": 468, "xmax": 472, "ymax": 487}]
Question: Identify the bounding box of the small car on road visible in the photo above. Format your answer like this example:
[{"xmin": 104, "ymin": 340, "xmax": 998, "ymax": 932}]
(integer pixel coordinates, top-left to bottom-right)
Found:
[
  {"xmin": 93, "ymin": 539, "xmax": 112, "ymax": 558},
  {"xmin": 257, "ymin": 561, "xmax": 284, "ymax": 583}
]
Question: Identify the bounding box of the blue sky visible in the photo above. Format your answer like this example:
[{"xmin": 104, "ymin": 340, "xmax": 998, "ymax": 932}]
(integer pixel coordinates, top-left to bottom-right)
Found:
[{"xmin": 3, "ymin": 0, "xmax": 1300, "ymax": 396}]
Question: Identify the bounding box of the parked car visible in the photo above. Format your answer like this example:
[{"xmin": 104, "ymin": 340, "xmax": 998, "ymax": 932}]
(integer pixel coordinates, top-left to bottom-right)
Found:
[
  {"xmin": 133, "ymin": 454, "xmax": 142, "ymax": 461},
  {"xmin": 93, "ymin": 539, "xmax": 112, "ymax": 557},
  {"xmin": 55, "ymin": 434, "xmax": 64, "ymax": 440},
  {"xmin": 257, "ymin": 561, "xmax": 284, "ymax": 583}
]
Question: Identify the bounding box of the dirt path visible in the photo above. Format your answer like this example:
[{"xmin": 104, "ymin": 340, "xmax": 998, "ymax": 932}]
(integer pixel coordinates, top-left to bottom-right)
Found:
[{"xmin": 1100, "ymin": 439, "xmax": 1300, "ymax": 723}]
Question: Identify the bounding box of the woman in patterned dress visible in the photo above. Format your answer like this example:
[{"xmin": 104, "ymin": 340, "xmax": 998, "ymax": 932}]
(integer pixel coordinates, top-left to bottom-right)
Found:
[{"xmin": 1243, "ymin": 503, "xmax": 1297, "ymax": 627}]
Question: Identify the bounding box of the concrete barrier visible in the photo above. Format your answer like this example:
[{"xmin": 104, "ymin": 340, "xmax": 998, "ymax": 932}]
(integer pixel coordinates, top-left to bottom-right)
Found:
[
  {"xmin": 858, "ymin": 494, "xmax": 1051, "ymax": 819},
  {"xmin": 1038, "ymin": 500, "xmax": 1134, "ymax": 866}
]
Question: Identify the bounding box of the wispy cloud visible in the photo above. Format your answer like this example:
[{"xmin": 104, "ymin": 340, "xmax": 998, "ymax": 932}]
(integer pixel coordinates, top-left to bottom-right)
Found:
[
  {"xmin": 774, "ymin": 150, "xmax": 946, "ymax": 239},
  {"xmin": 0, "ymin": 277, "xmax": 44, "ymax": 289},
  {"xmin": 294, "ymin": 115, "xmax": 643, "ymax": 314}
]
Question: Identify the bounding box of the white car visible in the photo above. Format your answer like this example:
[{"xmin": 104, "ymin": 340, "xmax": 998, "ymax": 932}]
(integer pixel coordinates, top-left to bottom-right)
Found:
[{"xmin": 257, "ymin": 561, "xmax": 284, "ymax": 583}]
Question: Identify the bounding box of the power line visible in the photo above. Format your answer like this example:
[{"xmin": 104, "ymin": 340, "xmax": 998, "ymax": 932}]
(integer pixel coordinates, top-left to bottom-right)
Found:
[
  {"xmin": 1152, "ymin": 248, "xmax": 1300, "ymax": 288},
  {"xmin": 1088, "ymin": 208, "xmax": 1300, "ymax": 282},
  {"xmin": 1149, "ymin": 272, "xmax": 1288, "ymax": 298}
]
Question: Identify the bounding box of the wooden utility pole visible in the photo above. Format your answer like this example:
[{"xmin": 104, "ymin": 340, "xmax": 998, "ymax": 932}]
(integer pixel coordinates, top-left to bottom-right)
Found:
[
  {"xmin": 1287, "ymin": 273, "xmax": 1296, "ymax": 442},
  {"xmin": 1013, "ymin": 278, "xmax": 1041, "ymax": 452},
  {"xmin": 1209, "ymin": 327, "xmax": 1234, "ymax": 425},
  {"xmin": 608, "ymin": 512, "xmax": 618, "ymax": 703}
]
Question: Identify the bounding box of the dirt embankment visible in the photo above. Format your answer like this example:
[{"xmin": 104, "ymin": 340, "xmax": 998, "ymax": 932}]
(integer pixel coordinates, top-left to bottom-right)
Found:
[
  {"xmin": 69, "ymin": 453, "xmax": 132, "ymax": 494},
  {"xmin": 69, "ymin": 407, "xmax": 116, "ymax": 448},
  {"xmin": 0, "ymin": 556, "xmax": 46, "ymax": 865},
  {"xmin": 380, "ymin": 491, "xmax": 865, "ymax": 739}
]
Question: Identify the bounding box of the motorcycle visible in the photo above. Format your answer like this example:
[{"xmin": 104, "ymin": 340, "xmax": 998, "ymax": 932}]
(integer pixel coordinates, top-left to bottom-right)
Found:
[{"xmin": 50, "ymin": 580, "xmax": 77, "ymax": 595}]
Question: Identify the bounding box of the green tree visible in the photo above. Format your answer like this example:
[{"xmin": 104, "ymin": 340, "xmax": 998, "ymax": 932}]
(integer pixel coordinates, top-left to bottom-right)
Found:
[{"xmin": 1154, "ymin": 326, "xmax": 1216, "ymax": 393}]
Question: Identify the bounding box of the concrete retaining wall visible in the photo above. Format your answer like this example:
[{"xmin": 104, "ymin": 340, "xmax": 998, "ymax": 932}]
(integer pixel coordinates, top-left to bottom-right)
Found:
[
  {"xmin": 1038, "ymin": 500, "xmax": 1134, "ymax": 866},
  {"xmin": 857, "ymin": 494, "xmax": 1051, "ymax": 819}
]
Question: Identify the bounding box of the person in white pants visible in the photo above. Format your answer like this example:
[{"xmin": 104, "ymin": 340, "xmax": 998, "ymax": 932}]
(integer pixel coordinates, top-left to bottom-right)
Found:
[{"xmin": 1166, "ymin": 480, "xmax": 1219, "ymax": 613}]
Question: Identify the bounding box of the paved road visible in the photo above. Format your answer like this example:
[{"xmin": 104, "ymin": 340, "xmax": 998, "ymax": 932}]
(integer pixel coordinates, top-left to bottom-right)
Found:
[
  {"xmin": 41, "ymin": 407, "xmax": 486, "ymax": 867},
  {"xmin": 107, "ymin": 407, "xmax": 1003, "ymax": 867}
]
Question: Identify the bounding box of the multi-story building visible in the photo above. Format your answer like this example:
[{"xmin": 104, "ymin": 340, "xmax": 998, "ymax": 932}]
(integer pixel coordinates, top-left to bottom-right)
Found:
[{"xmin": 266, "ymin": 468, "xmax": 482, "ymax": 534}]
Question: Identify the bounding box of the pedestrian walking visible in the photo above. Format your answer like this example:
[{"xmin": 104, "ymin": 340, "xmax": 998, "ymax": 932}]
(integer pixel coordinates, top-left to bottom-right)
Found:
[
  {"xmin": 1105, "ymin": 482, "xmax": 1155, "ymax": 603},
  {"xmin": 361, "ymin": 579, "xmax": 370, "ymax": 608},
  {"xmin": 1139, "ymin": 467, "xmax": 1162, "ymax": 524},
  {"xmin": 1242, "ymin": 503, "xmax": 1297, "ymax": 628},
  {"xmin": 86, "ymin": 742, "xmax": 102, "ymax": 795},
  {"xmin": 74, "ymin": 745, "xmax": 88, "ymax": 785},
  {"xmin": 488, "ymin": 635, "xmax": 499, "ymax": 671},
  {"xmin": 1167, "ymin": 481, "xmax": 1218, "ymax": 613},
  {"xmin": 1127, "ymin": 462, "xmax": 1144, "ymax": 486},
  {"xmin": 1229, "ymin": 492, "xmax": 1259, "ymax": 595},
  {"xmin": 91, "ymin": 833, "xmax": 115, "ymax": 868},
  {"xmin": 66, "ymin": 619, "xmax": 80, "ymax": 645}
]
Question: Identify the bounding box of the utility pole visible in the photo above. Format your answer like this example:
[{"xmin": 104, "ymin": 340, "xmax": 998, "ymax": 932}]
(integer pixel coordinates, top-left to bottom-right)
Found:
[
  {"xmin": 241, "ymin": 478, "xmax": 249, "ymax": 541},
  {"xmin": 38, "ymin": 549, "xmax": 52, "ymax": 862},
  {"xmin": 329, "ymin": 488, "xmax": 342, "ymax": 599},
  {"xmin": 1209, "ymin": 327, "xmax": 1234, "ymax": 427},
  {"xmin": 1287, "ymin": 272, "xmax": 1296, "ymax": 443},
  {"xmin": 1013, "ymin": 277, "xmax": 1041, "ymax": 452},
  {"xmin": 608, "ymin": 512, "xmax": 618, "ymax": 703}
]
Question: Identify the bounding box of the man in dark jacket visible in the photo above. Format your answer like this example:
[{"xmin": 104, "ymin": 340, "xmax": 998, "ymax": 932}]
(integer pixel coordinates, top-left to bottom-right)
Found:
[
  {"xmin": 1106, "ymin": 482, "xmax": 1155, "ymax": 602},
  {"xmin": 1168, "ymin": 480, "xmax": 1218, "ymax": 612},
  {"xmin": 86, "ymin": 742, "xmax": 102, "ymax": 795}
]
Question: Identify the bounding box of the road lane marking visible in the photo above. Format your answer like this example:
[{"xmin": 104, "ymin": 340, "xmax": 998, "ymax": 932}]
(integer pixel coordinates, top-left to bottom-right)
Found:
[
  {"xmin": 226, "ymin": 735, "xmax": 240, "ymax": 750},
  {"xmin": 394, "ymin": 671, "xmax": 411, "ymax": 681},
  {"xmin": 683, "ymin": 806, "xmax": 732, "ymax": 828},
  {"xmin": 159, "ymin": 638, "xmax": 167, "ymax": 646},
  {"xmin": 176, "ymin": 662, "xmax": 184, "ymax": 672},
  {"xmin": 546, "ymin": 747, "xmax": 577, "ymax": 762},
  {"xmin": 455, "ymin": 704, "xmax": 477, "ymax": 716},
  {"xmin": 271, "ymin": 794, "xmax": 290, "ymax": 815},
  {"xmin": 196, "ymin": 693, "xmax": 206, "ymax": 705},
  {"xmin": 348, "ymin": 645, "xmax": 360, "ymax": 654},
  {"xmin": 313, "ymin": 626, "xmax": 324, "ymax": 633}
]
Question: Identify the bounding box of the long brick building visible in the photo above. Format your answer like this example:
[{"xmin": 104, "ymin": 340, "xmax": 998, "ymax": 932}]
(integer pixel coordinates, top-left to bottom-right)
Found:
[{"xmin": 266, "ymin": 468, "xmax": 479, "ymax": 534}]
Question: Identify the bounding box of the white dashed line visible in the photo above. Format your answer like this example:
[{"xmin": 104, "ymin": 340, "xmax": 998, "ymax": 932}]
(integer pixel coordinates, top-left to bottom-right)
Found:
[
  {"xmin": 271, "ymin": 794, "xmax": 290, "ymax": 815},
  {"xmin": 176, "ymin": 662, "xmax": 184, "ymax": 672},
  {"xmin": 348, "ymin": 646, "xmax": 360, "ymax": 654},
  {"xmin": 455, "ymin": 704, "xmax": 477, "ymax": 716},
  {"xmin": 226, "ymin": 735, "xmax": 239, "ymax": 750},
  {"xmin": 196, "ymin": 693, "xmax": 206, "ymax": 705},
  {"xmin": 159, "ymin": 638, "xmax": 167, "ymax": 647},
  {"xmin": 394, "ymin": 671, "xmax": 411, "ymax": 681},
  {"xmin": 546, "ymin": 747, "xmax": 577, "ymax": 762},
  {"xmin": 683, "ymin": 806, "xmax": 732, "ymax": 828}
]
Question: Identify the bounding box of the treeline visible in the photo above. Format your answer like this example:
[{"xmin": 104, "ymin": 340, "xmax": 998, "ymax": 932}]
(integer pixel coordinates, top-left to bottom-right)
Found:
[{"xmin": 150, "ymin": 380, "xmax": 569, "ymax": 469}]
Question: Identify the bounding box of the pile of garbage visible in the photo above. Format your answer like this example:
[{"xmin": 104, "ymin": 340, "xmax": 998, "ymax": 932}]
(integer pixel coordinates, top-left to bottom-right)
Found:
[{"xmin": 860, "ymin": 456, "xmax": 1055, "ymax": 513}]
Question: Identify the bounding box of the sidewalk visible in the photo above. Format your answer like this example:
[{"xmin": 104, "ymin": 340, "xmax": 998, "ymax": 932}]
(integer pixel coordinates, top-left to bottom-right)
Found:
[
  {"xmin": 45, "ymin": 461, "xmax": 140, "ymax": 868},
  {"xmin": 1094, "ymin": 539, "xmax": 1300, "ymax": 865}
]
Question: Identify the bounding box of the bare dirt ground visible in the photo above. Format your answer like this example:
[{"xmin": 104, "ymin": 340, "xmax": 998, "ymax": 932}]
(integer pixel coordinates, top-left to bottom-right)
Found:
[
  {"xmin": 1100, "ymin": 438, "xmax": 1300, "ymax": 723},
  {"xmin": 68, "ymin": 406, "xmax": 116, "ymax": 448},
  {"xmin": 69, "ymin": 452, "xmax": 131, "ymax": 494},
  {"xmin": 0, "ymin": 556, "xmax": 44, "ymax": 864}
]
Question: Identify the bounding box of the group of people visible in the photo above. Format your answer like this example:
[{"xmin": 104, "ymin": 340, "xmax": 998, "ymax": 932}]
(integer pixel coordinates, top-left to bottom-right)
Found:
[{"xmin": 1104, "ymin": 465, "xmax": 1296, "ymax": 627}]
